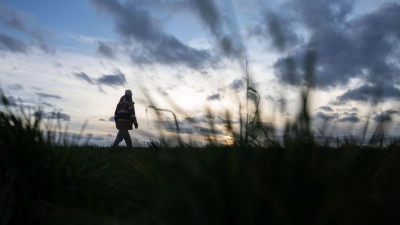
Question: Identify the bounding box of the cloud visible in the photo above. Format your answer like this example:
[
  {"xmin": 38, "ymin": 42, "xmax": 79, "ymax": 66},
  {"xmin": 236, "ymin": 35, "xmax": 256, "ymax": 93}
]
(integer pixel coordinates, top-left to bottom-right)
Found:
[
  {"xmin": 6, "ymin": 83, "xmax": 23, "ymax": 90},
  {"xmin": 271, "ymin": 2, "xmax": 400, "ymax": 89},
  {"xmin": 157, "ymin": 87, "xmax": 168, "ymax": 96},
  {"xmin": 315, "ymin": 111, "xmax": 338, "ymax": 121},
  {"xmin": 0, "ymin": 95, "xmax": 40, "ymax": 109},
  {"xmin": 35, "ymin": 111, "xmax": 71, "ymax": 121},
  {"xmin": 337, "ymin": 84, "xmax": 400, "ymax": 103},
  {"xmin": 277, "ymin": 98, "xmax": 293, "ymax": 105},
  {"xmin": 67, "ymin": 132, "xmax": 82, "ymax": 140},
  {"xmin": 188, "ymin": 0, "xmax": 220, "ymax": 35},
  {"xmin": 108, "ymin": 116, "xmax": 115, "ymax": 122},
  {"xmin": 384, "ymin": 109, "xmax": 399, "ymax": 115},
  {"xmin": 189, "ymin": 0, "xmax": 246, "ymax": 60},
  {"xmin": 0, "ymin": 95, "xmax": 18, "ymax": 106},
  {"xmin": 248, "ymin": 11, "xmax": 301, "ymax": 52},
  {"xmin": 0, "ymin": 3, "xmax": 54, "ymax": 53},
  {"xmin": 338, "ymin": 115, "xmax": 360, "ymax": 123},
  {"xmin": 86, "ymin": 133, "xmax": 105, "ymax": 141},
  {"xmin": 47, "ymin": 112, "xmax": 71, "ymax": 121},
  {"xmin": 42, "ymin": 102, "xmax": 53, "ymax": 107},
  {"xmin": 158, "ymin": 118, "xmax": 223, "ymax": 135},
  {"xmin": 161, "ymin": 121, "xmax": 192, "ymax": 134},
  {"xmin": 0, "ymin": 31, "xmax": 27, "ymax": 53},
  {"xmin": 37, "ymin": 92, "xmax": 62, "ymax": 99},
  {"xmin": 184, "ymin": 114, "xmax": 235, "ymax": 125},
  {"xmin": 96, "ymin": 41, "xmax": 115, "ymax": 58},
  {"xmin": 74, "ymin": 72, "xmax": 94, "ymax": 84},
  {"xmin": 373, "ymin": 112, "xmax": 392, "ymax": 123},
  {"xmin": 156, "ymin": 113, "xmax": 234, "ymax": 135},
  {"xmin": 73, "ymin": 70, "xmax": 127, "ymax": 89},
  {"xmin": 342, "ymin": 112, "xmax": 357, "ymax": 116},
  {"xmin": 230, "ymin": 79, "xmax": 244, "ymax": 92},
  {"xmin": 206, "ymin": 93, "xmax": 221, "ymax": 101},
  {"xmin": 97, "ymin": 70, "xmax": 127, "ymax": 87},
  {"xmin": 90, "ymin": 0, "xmax": 212, "ymax": 69},
  {"xmin": 156, "ymin": 118, "xmax": 190, "ymax": 134},
  {"xmin": 198, "ymin": 127, "xmax": 223, "ymax": 135},
  {"xmin": 8, "ymin": 96, "xmax": 30, "ymax": 104},
  {"xmin": 266, "ymin": 95, "xmax": 275, "ymax": 101},
  {"xmin": 185, "ymin": 115, "xmax": 208, "ymax": 124},
  {"xmin": 319, "ymin": 106, "xmax": 334, "ymax": 112},
  {"xmin": 53, "ymin": 60, "xmax": 62, "ymax": 68},
  {"xmin": 175, "ymin": 73, "xmax": 184, "ymax": 80},
  {"xmin": 329, "ymin": 98, "xmax": 347, "ymax": 106},
  {"xmin": 99, "ymin": 118, "xmax": 106, "ymax": 122}
]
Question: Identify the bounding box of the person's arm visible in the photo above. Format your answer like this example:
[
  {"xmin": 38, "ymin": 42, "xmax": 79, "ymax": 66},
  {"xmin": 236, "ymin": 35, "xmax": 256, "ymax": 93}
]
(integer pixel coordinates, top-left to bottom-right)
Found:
[
  {"xmin": 128, "ymin": 102, "xmax": 138, "ymax": 129},
  {"xmin": 114, "ymin": 104, "xmax": 119, "ymax": 125}
]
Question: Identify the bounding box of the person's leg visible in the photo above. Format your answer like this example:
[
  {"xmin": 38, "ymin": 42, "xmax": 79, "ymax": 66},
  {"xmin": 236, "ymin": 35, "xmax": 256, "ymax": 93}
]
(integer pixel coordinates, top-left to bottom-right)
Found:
[
  {"xmin": 124, "ymin": 131, "xmax": 133, "ymax": 148},
  {"xmin": 113, "ymin": 130, "xmax": 127, "ymax": 147}
]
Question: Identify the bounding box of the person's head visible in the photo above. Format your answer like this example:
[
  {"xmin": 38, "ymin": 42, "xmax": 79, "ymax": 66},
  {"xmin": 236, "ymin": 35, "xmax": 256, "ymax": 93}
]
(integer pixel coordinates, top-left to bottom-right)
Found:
[{"xmin": 125, "ymin": 89, "xmax": 132, "ymax": 96}]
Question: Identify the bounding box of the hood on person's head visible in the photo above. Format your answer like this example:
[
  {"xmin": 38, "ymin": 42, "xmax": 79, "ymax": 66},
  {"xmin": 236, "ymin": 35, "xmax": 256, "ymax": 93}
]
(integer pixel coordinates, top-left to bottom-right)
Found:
[{"xmin": 125, "ymin": 89, "xmax": 132, "ymax": 96}]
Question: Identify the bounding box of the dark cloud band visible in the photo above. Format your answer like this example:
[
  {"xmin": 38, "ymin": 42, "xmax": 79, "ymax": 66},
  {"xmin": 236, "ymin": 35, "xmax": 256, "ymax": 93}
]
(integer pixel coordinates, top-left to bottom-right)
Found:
[
  {"xmin": 0, "ymin": 3, "xmax": 54, "ymax": 54},
  {"xmin": 373, "ymin": 113, "xmax": 392, "ymax": 123},
  {"xmin": 97, "ymin": 41, "xmax": 115, "ymax": 58},
  {"xmin": 0, "ymin": 31, "xmax": 27, "ymax": 53},
  {"xmin": 269, "ymin": 2, "xmax": 400, "ymax": 91},
  {"xmin": 74, "ymin": 72, "xmax": 94, "ymax": 84},
  {"xmin": 90, "ymin": 0, "xmax": 213, "ymax": 69},
  {"xmin": 74, "ymin": 70, "xmax": 127, "ymax": 88},
  {"xmin": 97, "ymin": 71, "xmax": 127, "ymax": 87},
  {"xmin": 337, "ymin": 84, "xmax": 400, "ymax": 103},
  {"xmin": 35, "ymin": 111, "xmax": 71, "ymax": 121},
  {"xmin": 37, "ymin": 92, "xmax": 62, "ymax": 99},
  {"xmin": 206, "ymin": 93, "xmax": 221, "ymax": 101},
  {"xmin": 338, "ymin": 115, "xmax": 360, "ymax": 123}
]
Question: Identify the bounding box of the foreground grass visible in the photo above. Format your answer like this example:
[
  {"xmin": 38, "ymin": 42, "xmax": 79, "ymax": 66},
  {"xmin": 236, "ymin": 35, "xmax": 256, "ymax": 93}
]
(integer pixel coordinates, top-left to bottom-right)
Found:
[
  {"xmin": 1, "ymin": 95, "xmax": 400, "ymax": 225},
  {"xmin": 2, "ymin": 125, "xmax": 400, "ymax": 224}
]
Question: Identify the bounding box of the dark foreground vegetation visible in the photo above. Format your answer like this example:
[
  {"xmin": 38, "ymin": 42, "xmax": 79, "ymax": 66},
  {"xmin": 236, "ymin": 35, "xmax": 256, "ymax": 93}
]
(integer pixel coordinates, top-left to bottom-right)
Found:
[{"xmin": 1, "ymin": 100, "xmax": 400, "ymax": 225}]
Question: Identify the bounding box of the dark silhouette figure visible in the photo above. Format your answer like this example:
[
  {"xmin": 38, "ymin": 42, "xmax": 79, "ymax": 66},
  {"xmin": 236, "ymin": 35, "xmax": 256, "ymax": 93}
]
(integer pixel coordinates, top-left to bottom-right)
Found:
[{"xmin": 112, "ymin": 90, "xmax": 138, "ymax": 148}]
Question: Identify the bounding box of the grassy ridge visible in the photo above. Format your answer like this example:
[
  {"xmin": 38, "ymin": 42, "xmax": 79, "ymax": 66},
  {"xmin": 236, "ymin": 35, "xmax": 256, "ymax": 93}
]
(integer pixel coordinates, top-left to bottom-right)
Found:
[{"xmin": 1, "ymin": 102, "xmax": 400, "ymax": 225}]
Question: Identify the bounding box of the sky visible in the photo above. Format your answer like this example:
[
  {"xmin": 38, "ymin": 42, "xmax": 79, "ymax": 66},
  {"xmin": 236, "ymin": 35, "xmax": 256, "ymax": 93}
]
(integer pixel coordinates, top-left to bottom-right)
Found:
[{"xmin": 1, "ymin": 0, "xmax": 400, "ymax": 145}]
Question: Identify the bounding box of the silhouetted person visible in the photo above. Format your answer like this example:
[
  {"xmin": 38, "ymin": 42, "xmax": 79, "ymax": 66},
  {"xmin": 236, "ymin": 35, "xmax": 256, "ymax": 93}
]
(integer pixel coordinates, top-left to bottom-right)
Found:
[{"xmin": 112, "ymin": 90, "xmax": 138, "ymax": 148}]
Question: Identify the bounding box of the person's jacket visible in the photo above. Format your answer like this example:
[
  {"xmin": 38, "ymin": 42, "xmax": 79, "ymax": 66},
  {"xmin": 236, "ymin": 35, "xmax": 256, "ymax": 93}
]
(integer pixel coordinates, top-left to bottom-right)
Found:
[{"xmin": 114, "ymin": 95, "xmax": 137, "ymax": 130}]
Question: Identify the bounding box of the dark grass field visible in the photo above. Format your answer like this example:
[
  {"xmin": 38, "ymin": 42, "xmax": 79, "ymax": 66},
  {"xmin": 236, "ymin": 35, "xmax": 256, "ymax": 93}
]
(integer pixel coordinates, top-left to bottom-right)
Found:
[{"xmin": 1, "ymin": 100, "xmax": 400, "ymax": 225}]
